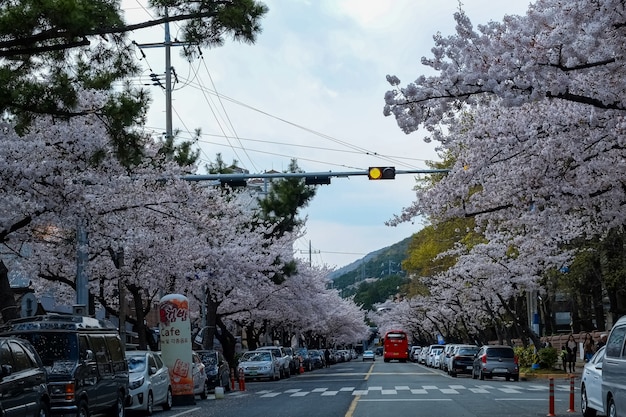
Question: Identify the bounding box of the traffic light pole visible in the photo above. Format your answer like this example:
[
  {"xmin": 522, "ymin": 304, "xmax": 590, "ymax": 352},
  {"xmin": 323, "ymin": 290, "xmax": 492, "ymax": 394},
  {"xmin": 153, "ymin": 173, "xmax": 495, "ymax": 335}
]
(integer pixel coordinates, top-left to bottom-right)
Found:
[{"xmin": 182, "ymin": 168, "xmax": 449, "ymax": 184}]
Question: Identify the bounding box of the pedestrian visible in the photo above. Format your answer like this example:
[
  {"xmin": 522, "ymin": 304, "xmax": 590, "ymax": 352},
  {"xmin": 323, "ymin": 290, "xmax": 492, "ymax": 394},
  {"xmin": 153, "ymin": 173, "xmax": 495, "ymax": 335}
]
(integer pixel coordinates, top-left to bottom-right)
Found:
[
  {"xmin": 583, "ymin": 333, "xmax": 595, "ymax": 362},
  {"xmin": 324, "ymin": 348, "xmax": 331, "ymax": 367},
  {"xmin": 596, "ymin": 333, "xmax": 607, "ymax": 350},
  {"xmin": 560, "ymin": 346, "xmax": 568, "ymax": 372},
  {"xmin": 566, "ymin": 334, "xmax": 577, "ymax": 373}
]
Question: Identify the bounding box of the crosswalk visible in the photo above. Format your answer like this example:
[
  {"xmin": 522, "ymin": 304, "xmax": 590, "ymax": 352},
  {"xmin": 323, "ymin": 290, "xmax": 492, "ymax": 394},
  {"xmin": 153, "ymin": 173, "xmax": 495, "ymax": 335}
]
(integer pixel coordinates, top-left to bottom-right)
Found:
[{"xmin": 254, "ymin": 383, "xmax": 576, "ymax": 398}]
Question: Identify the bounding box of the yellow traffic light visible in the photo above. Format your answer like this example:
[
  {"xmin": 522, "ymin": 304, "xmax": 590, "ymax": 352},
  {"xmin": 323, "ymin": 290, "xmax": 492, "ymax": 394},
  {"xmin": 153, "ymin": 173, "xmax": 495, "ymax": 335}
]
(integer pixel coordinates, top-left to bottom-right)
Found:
[{"xmin": 368, "ymin": 166, "xmax": 395, "ymax": 180}]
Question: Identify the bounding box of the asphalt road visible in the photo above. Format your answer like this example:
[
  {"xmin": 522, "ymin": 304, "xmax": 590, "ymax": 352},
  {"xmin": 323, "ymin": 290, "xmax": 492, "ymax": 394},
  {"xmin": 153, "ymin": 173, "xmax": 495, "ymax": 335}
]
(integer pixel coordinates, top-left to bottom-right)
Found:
[{"xmin": 137, "ymin": 358, "xmax": 581, "ymax": 417}]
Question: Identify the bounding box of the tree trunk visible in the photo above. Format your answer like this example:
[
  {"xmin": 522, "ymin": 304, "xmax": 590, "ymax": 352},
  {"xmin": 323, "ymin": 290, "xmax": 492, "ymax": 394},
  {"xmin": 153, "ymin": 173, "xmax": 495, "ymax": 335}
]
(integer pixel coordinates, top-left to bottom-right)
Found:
[
  {"xmin": 215, "ymin": 317, "xmax": 237, "ymax": 369},
  {"xmin": 202, "ymin": 292, "xmax": 218, "ymax": 350},
  {"xmin": 0, "ymin": 261, "xmax": 18, "ymax": 323},
  {"xmin": 130, "ymin": 287, "xmax": 148, "ymax": 350}
]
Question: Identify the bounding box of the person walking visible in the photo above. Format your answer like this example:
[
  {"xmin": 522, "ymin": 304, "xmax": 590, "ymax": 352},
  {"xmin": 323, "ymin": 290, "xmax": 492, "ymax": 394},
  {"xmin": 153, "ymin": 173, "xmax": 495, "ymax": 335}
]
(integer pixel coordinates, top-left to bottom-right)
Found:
[
  {"xmin": 324, "ymin": 348, "xmax": 331, "ymax": 368},
  {"xmin": 566, "ymin": 334, "xmax": 577, "ymax": 373}
]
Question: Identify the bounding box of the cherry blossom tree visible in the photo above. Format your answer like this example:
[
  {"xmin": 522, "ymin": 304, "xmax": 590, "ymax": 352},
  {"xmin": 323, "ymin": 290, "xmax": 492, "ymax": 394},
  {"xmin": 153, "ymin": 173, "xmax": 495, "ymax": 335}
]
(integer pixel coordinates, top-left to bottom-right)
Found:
[
  {"xmin": 381, "ymin": 0, "xmax": 626, "ymax": 341},
  {"xmin": 384, "ymin": 0, "xmax": 626, "ymax": 133}
]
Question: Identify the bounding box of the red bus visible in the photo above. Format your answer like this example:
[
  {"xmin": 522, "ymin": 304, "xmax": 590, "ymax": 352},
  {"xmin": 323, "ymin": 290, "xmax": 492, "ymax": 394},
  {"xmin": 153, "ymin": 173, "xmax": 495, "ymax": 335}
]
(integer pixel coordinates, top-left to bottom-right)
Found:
[{"xmin": 383, "ymin": 330, "xmax": 409, "ymax": 362}]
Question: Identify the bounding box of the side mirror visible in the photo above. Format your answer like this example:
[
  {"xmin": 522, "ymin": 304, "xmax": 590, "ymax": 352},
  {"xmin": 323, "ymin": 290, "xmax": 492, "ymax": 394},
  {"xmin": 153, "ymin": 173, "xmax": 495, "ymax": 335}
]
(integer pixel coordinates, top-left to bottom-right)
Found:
[
  {"xmin": 149, "ymin": 366, "xmax": 157, "ymax": 375},
  {"xmin": 83, "ymin": 350, "xmax": 95, "ymax": 362}
]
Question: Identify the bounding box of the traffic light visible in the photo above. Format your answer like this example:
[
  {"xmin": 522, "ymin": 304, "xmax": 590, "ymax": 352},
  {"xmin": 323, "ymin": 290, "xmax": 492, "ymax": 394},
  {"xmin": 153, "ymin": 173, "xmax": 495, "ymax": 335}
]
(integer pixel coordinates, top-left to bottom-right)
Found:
[
  {"xmin": 368, "ymin": 166, "xmax": 396, "ymax": 180},
  {"xmin": 305, "ymin": 175, "xmax": 331, "ymax": 185}
]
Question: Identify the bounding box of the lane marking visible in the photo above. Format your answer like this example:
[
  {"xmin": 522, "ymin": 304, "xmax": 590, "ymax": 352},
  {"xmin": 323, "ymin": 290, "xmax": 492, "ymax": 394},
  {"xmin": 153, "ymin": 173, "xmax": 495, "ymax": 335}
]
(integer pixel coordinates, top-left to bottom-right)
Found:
[
  {"xmin": 167, "ymin": 407, "xmax": 202, "ymax": 417},
  {"xmin": 345, "ymin": 395, "xmax": 360, "ymax": 417}
]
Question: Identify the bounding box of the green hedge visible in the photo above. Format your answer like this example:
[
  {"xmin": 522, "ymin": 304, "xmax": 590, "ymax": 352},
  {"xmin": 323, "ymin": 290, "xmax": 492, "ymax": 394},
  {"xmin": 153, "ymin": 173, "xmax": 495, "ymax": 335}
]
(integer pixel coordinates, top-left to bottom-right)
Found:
[{"xmin": 514, "ymin": 346, "xmax": 558, "ymax": 369}]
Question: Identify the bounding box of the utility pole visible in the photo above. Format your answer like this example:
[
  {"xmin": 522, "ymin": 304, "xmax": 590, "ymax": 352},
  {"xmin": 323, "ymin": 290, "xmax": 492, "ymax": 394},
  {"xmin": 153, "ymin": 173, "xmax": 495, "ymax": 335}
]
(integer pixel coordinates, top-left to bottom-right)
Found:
[
  {"xmin": 164, "ymin": 9, "xmax": 173, "ymax": 142},
  {"xmin": 136, "ymin": 8, "xmax": 189, "ymax": 143}
]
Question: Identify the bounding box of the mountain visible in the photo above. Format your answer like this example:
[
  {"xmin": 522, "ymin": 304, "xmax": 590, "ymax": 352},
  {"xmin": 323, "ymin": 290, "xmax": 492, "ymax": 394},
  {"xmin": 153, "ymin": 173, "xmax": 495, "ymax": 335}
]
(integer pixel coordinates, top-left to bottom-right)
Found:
[{"xmin": 329, "ymin": 236, "xmax": 413, "ymax": 290}]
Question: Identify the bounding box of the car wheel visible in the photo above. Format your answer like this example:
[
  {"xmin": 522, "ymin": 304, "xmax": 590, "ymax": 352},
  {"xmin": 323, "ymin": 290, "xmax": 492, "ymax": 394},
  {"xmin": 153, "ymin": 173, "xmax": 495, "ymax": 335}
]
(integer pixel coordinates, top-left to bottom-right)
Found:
[
  {"xmin": 78, "ymin": 400, "xmax": 90, "ymax": 417},
  {"xmin": 108, "ymin": 391, "xmax": 125, "ymax": 417},
  {"xmin": 145, "ymin": 391, "xmax": 154, "ymax": 416},
  {"xmin": 450, "ymin": 371, "xmax": 456, "ymax": 377},
  {"xmin": 284, "ymin": 367, "xmax": 290, "ymax": 378},
  {"xmin": 581, "ymin": 386, "xmax": 597, "ymax": 417},
  {"xmin": 162, "ymin": 387, "xmax": 173, "ymax": 411},
  {"xmin": 607, "ymin": 397, "xmax": 616, "ymax": 417},
  {"xmin": 505, "ymin": 376, "xmax": 510, "ymax": 382},
  {"xmin": 512, "ymin": 375, "xmax": 519, "ymax": 382}
]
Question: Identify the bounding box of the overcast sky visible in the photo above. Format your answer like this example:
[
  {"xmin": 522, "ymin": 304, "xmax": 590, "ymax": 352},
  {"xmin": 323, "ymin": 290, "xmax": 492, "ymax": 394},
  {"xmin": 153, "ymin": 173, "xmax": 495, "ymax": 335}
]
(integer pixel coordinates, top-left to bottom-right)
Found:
[{"xmin": 121, "ymin": 0, "xmax": 531, "ymax": 270}]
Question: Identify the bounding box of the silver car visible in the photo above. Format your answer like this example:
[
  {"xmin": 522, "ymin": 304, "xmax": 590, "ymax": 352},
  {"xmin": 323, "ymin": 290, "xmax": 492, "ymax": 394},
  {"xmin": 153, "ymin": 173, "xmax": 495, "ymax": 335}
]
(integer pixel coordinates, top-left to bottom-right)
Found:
[
  {"xmin": 471, "ymin": 345, "xmax": 519, "ymax": 381},
  {"xmin": 238, "ymin": 351, "xmax": 280, "ymax": 381},
  {"xmin": 127, "ymin": 350, "xmax": 172, "ymax": 415},
  {"xmin": 581, "ymin": 346, "xmax": 605, "ymax": 417},
  {"xmin": 602, "ymin": 315, "xmax": 626, "ymax": 417}
]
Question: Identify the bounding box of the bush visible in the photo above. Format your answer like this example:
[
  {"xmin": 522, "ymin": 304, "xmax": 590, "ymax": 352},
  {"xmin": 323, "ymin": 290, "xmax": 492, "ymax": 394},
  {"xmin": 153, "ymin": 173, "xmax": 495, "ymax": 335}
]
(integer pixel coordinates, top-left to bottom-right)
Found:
[
  {"xmin": 514, "ymin": 346, "xmax": 558, "ymax": 369},
  {"xmin": 514, "ymin": 346, "xmax": 535, "ymax": 368},
  {"xmin": 537, "ymin": 347, "xmax": 558, "ymax": 369}
]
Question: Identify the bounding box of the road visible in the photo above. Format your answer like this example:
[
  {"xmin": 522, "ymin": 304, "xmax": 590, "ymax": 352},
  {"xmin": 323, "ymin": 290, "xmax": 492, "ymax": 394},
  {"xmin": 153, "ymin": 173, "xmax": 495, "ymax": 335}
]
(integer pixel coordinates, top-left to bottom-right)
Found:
[{"xmin": 140, "ymin": 358, "xmax": 581, "ymax": 417}]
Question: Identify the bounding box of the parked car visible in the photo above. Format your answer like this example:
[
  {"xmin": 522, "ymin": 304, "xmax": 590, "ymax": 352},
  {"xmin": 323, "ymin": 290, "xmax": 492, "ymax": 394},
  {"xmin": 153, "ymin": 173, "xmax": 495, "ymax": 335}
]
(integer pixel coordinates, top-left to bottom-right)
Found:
[
  {"xmin": 602, "ymin": 315, "xmax": 626, "ymax": 417},
  {"xmin": 195, "ymin": 350, "xmax": 231, "ymax": 392},
  {"xmin": 581, "ymin": 346, "xmax": 605, "ymax": 417},
  {"xmin": 448, "ymin": 345, "xmax": 480, "ymax": 377},
  {"xmin": 191, "ymin": 351, "xmax": 209, "ymax": 399},
  {"xmin": 471, "ymin": 345, "xmax": 519, "ymax": 381},
  {"xmin": 441, "ymin": 344, "xmax": 455, "ymax": 371},
  {"xmin": 255, "ymin": 346, "xmax": 290, "ymax": 378},
  {"xmin": 426, "ymin": 345, "xmax": 444, "ymax": 368},
  {"xmin": 126, "ymin": 350, "xmax": 172, "ymax": 415},
  {"xmin": 295, "ymin": 348, "xmax": 313, "ymax": 371},
  {"xmin": 0, "ymin": 314, "xmax": 130, "ymax": 417},
  {"xmin": 238, "ymin": 350, "xmax": 280, "ymax": 381},
  {"xmin": 362, "ymin": 350, "xmax": 376, "ymax": 361},
  {"xmin": 0, "ymin": 336, "xmax": 50, "ymax": 417},
  {"xmin": 409, "ymin": 346, "xmax": 421, "ymax": 362},
  {"xmin": 282, "ymin": 347, "xmax": 299, "ymax": 375},
  {"xmin": 417, "ymin": 346, "xmax": 429, "ymax": 364},
  {"xmin": 308, "ymin": 350, "xmax": 324, "ymax": 369}
]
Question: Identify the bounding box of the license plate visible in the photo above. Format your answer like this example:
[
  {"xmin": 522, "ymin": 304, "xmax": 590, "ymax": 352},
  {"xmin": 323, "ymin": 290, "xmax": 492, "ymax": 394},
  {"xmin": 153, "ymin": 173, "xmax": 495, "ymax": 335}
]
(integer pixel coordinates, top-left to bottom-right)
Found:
[
  {"xmin": 493, "ymin": 368, "xmax": 507, "ymax": 373},
  {"xmin": 249, "ymin": 371, "xmax": 257, "ymax": 375},
  {"xmin": 466, "ymin": 366, "xmax": 472, "ymax": 370}
]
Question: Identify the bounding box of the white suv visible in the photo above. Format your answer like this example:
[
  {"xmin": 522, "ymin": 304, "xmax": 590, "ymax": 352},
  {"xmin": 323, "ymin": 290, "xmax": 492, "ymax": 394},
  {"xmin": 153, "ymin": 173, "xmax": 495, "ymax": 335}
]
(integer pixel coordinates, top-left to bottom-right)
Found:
[{"xmin": 255, "ymin": 346, "xmax": 290, "ymax": 379}]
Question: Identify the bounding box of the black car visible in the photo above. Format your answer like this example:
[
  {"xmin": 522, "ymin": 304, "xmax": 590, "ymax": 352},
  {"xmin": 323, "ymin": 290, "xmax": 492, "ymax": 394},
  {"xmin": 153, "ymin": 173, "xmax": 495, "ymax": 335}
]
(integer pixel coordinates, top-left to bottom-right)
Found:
[
  {"xmin": 0, "ymin": 314, "xmax": 130, "ymax": 417},
  {"xmin": 195, "ymin": 350, "xmax": 231, "ymax": 392},
  {"xmin": 448, "ymin": 345, "xmax": 480, "ymax": 377},
  {"xmin": 308, "ymin": 350, "xmax": 324, "ymax": 369},
  {"xmin": 0, "ymin": 336, "xmax": 50, "ymax": 417}
]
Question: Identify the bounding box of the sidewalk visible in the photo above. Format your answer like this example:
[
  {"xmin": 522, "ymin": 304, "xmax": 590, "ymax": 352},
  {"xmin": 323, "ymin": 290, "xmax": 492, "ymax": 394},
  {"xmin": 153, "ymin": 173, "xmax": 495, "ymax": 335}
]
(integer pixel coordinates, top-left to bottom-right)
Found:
[{"xmin": 520, "ymin": 358, "xmax": 584, "ymax": 381}]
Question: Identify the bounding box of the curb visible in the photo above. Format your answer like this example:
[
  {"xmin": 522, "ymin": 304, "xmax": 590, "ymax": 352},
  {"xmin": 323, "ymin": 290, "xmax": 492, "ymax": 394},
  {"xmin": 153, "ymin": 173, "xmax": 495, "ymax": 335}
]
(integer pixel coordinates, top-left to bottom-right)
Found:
[{"xmin": 520, "ymin": 372, "xmax": 580, "ymax": 381}]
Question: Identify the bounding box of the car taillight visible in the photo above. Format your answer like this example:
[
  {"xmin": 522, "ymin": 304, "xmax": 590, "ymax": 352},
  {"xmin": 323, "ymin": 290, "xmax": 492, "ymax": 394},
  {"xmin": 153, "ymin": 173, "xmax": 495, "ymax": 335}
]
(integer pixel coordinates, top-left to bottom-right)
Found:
[
  {"xmin": 514, "ymin": 356, "xmax": 518, "ymax": 365},
  {"xmin": 481, "ymin": 354, "xmax": 487, "ymax": 364}
]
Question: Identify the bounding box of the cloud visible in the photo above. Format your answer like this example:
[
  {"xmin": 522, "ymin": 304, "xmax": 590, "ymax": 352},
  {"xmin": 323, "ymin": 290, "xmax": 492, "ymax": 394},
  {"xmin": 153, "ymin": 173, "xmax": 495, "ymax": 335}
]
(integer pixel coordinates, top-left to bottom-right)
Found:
[{"xmin": 122, "ymin": 0, "xmax": 531, "ymax": 269}]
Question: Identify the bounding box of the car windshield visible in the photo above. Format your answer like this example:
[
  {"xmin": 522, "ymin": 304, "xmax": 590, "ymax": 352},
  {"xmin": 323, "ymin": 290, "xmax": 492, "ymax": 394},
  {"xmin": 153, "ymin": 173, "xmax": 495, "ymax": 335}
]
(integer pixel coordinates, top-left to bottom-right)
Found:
[
  {"xmin": 459, "ymin": 347, "xmax": 479, "ymax": 355},
  {"xmin": 127, "ymin": 355, "xmax": 147, "ymax": 373},
  {"xmin": 20, "ymin": 332, "xmax": 78, "ymax": 366},
  {"xmin": 198, "ymin": 352, "xmax": 217, "ymax": 366},
  {"xmin": 487, "ymin": 348, "xmax": 514, "ymax": 358},
  {"xmin": 241, "ymin": 352, "xmax": 272, "ymax": 362}
]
